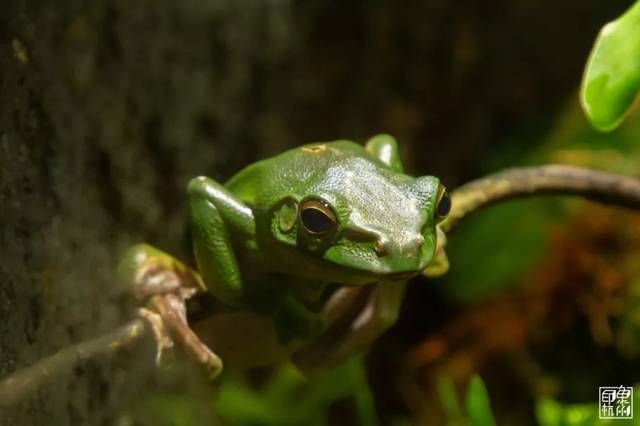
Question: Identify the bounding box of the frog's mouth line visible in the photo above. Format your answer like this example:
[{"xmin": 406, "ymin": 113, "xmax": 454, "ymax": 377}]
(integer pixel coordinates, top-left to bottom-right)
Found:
[
  {"xmin": 383, "ymin": 270, "xmax": 420, "ymax": 281},
  {"xmin": 321, "ymin": 256, "xmax": 423, "ymax": 282},
  {"xmin": 276, "ymin": 240, "xmax": 426, "ymax": 283}
]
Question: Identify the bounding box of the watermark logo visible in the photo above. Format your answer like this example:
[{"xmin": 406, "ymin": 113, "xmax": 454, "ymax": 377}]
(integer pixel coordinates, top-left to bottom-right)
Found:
[{"xmin": 599, "ymin": 386, "xmax": 633, "ymax": 419}]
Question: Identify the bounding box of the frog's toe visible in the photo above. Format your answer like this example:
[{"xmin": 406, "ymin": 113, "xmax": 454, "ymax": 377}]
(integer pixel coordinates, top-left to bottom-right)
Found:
[
  {"xmin": 138, "ymin": 307, "xmax": 175, "ymax": 365},
  {"xmin": 205, "ymin": 354, "xmax": 224, "ymax": 381}
]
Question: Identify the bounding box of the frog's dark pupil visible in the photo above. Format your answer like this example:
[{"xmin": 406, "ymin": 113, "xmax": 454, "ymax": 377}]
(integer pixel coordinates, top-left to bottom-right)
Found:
[
  {"xmin": 437, "ymin": 191, "xmax": 451, "ymax": 217},
  {"xmin": 301, "ymin": 208, "xmax": 333, "ymax": 233}
]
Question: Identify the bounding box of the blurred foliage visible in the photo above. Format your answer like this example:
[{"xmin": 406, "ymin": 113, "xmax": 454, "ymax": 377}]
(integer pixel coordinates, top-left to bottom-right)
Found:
[
  {"xmin": 465, "ymin": 376, "xmax": 498, "ymax": 426},
  {"xmin": 215, "ymin": 358, "xmax": 378, "ymax": 425},
  {"xmin": 536, "ymin": 386, "xmax": 640, "ymax": 426},
  {"xmin": 438, "ymin": 375, "xmax": 497, "ymax": 426},
  {"xmin": 136, "ymin": 357, "xmax": 379, "ymax": 426},
  {"xmin": 581, "ymin": 0, "xmax": 640, "ymax": 132},
  {"xmin": 402, "ymin": 101, "xmax": 640, "ymax": 424},
  {"xmin": 441, "ymin": 95, "xmax": 640, "ymax": 304}
]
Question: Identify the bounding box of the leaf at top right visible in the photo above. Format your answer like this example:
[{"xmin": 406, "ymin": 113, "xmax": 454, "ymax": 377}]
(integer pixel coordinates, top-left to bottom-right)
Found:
[{"xmin": 581, "ymin": 1, "xmax": 640, "ymax": 132}]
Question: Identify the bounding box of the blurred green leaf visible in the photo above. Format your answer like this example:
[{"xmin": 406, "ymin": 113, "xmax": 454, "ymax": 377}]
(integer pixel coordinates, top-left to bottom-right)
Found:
[
  {"xmin": 346, "ymin": 356, "xmax": 380, "ymax": 426},
  {"xmin": 444, "ymin": 198, "xmax": 561, "ymax": 303},
  {"xmin": 581, "ymin": 0, "xmax": 640, "ymax": 132},
  {"xmin": 465, "ymin": 375, "xmax": 497, "ymax": 426},
  {"xmin": 438, "ymin": 374, "xmax": 498, "ymax": 426},
  {"xmin": 437, "ymin": 374, "xmax": 463, "ymax": 423},
  {"xmin": 536, "ymin": 398, "xmax": 597, "ymax": 426}
]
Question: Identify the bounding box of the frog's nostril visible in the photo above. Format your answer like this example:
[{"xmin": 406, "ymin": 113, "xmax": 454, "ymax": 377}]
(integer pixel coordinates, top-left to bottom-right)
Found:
[{"xmin": 374, "ymin": 240, "xmax": 388, "ymax": 257}]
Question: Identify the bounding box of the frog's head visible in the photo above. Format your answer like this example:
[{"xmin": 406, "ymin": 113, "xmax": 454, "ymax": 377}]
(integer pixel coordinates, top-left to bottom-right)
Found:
[{"xmin": 271, "ymin": 157, "xmax": 450, "ymax": 282}]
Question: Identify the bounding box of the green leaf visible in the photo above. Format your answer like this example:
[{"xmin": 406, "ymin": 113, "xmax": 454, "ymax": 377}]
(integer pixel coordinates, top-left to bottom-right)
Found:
[
  {"xmin": 437, "ymin": 374, "xmax": 463, "ymax": 422},
  {"xmin": 581, "ymin": 1, "xmax": 640, "ymax": 132},
  {"xmin": 535, "ymin": 398, "xmax": 599, "ymax": 426},
  {"xmin": 443, "ymin": 197, "xmax": 559, "ymax": 303},
  {"xmin": 465, "ymin": 375, "xmax": 497, "ymax": 426}
]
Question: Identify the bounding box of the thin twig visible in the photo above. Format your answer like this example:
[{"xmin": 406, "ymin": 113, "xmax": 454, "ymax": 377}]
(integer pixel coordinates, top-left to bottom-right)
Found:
[
  {"xmin": 441, "ymin": 164, "xmax": 640, "ymax": 232},
  {"xmin": 0, "ymin": 318, "xmax": 147, "ymax": 408}
]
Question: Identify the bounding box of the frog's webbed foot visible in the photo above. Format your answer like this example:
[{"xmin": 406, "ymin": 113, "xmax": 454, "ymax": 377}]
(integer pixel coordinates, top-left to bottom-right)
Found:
[{"xmin": 120, "ymin": 244, "xmax": 223, "ymax": 380}]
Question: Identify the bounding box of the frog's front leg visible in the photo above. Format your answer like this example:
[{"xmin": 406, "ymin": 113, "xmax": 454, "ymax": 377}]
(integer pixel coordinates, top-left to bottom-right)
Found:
[
  {"xmin": 122, "ymin": 174, "xmax": 254, "ymax": 379},
  {"xmin": 187, "ymin": 176, "xmax": 255, "ymax": 307},
  {"xmin": 293, "ymin": 281, "xmax": 406, "ymax": 373},
  {"xmin": 119, "ymin": 244, "xmax": 223, "ymax": 379}
]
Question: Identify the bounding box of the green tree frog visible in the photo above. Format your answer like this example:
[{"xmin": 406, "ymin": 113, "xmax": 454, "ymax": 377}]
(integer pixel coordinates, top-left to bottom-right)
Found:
[{"xmin": 119, "ymin": 135, "xmax": 451, "ymax": 379}]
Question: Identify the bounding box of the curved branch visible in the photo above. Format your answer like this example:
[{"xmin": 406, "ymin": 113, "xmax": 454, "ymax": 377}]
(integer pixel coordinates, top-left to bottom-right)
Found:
[
  {"xmin": 0, "ymin": 318, "xmax": 147, "ymax": 408},
  {"xmin": 441, "ymin": 164, "xmax": 640, "ymax": 233}
]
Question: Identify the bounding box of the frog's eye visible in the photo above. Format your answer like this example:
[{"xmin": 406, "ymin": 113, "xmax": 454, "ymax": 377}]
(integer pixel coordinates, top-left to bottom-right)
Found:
[
  {"xmin": 435, "ymin": 187, "xmax": 451, "ymax": 221},
  {"xmin": 299, "ymin": 199, "xmax": 337, "ymax": 235}
]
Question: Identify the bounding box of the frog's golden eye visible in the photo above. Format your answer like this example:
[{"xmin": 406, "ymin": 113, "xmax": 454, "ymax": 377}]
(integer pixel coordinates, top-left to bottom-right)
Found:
[
  {"xmin": 435, "ymin": 187, "xmax": 451, "ymax": 220},
  {"xmin": 299, "ymin": 199, "xmax": 337, "ymax": 235}
]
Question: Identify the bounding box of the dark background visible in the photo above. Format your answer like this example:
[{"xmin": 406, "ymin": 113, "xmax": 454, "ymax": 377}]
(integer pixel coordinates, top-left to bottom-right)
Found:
[{"xmin": 1, "ymin": 0, "xmax": 637, "ymax": 424}]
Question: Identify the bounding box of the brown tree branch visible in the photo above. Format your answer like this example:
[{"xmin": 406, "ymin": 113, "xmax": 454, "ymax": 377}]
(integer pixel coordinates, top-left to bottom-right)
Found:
[
  {"xmin": 0, "ymin": 318, "xmax": 147, "ymax": 408},
  {"xmin": 441, "ymin": 164, "xmax": 640, "ymax": 233}
]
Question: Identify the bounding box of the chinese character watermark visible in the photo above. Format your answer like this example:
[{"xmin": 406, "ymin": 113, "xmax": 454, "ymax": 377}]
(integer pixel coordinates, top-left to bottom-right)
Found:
[{"xmin": 599, "ymin": 386, "xmax": 633, "ymax": 419}]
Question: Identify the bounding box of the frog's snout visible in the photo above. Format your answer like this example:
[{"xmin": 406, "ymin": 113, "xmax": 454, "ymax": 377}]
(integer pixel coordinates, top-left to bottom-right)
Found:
[{"xmin": 373, "ymin": 234, "xmax": 424, "ymax": 259}]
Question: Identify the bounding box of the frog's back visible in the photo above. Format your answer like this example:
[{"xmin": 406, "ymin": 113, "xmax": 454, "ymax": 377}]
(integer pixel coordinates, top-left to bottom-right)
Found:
[{"xmin": 224, "ymin": 140, "xmax": 382, "ymax": 207}]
